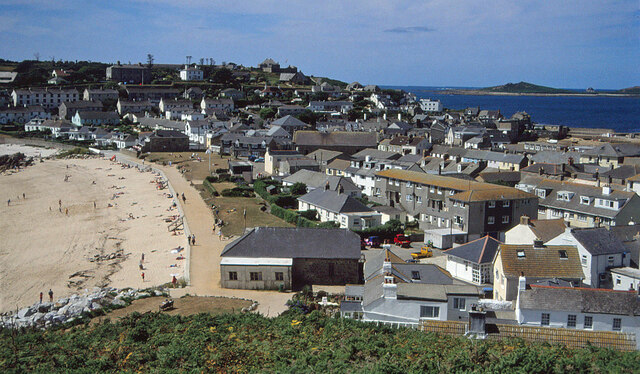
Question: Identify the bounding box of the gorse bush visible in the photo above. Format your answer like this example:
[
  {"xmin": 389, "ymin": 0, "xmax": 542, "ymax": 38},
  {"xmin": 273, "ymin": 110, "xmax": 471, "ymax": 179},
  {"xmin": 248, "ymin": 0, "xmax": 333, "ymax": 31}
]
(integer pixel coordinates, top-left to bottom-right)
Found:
[{"xmin": 1, "ymin": 312, "xmax": 637, "ymax": 372}]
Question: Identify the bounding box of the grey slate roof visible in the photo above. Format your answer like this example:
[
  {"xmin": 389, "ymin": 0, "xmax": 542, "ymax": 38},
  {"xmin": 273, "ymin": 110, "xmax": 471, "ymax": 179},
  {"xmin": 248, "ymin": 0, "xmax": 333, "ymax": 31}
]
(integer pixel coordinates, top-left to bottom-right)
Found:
[
  {"xmin": 221, "ymin": 227, "xmax": 361, "ymax": 259},
  {"xmin": 519, "ymin": 286, "xmax": 640, "ymax": 316},
  {"xmin": 571, "ymin": 227, "xmax": 629, "ymax": 256},
  {"xmin": 298, "ymin": 188, "xmax": 372, "ymax": 213},
  {"xmin": 272, "ymin": 115, "xmax": 308, "ymax": 128},
  {"xmin": 445, "ymin": 235, "xmax": 502, "ymax": 264},
  {"xmin": 283, "ymin": 170, "xmax": 360, "ymax": 193}
]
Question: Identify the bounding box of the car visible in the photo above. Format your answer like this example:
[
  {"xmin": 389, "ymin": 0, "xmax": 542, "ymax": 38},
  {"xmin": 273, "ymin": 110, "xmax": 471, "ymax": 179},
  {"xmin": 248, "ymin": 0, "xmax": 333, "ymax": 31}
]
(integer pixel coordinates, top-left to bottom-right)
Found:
[
  {"xmin": 411, "ymin": 245, "xmax": 433, "ymax": 259},
  {"xmin": 393, "ymin": 234, "xmax": 411, "ymax": 248},
  {"xmin": 364, "ymin": 236, "xmax": 381, "ymax": 248},
  {"xmin": 254, "ymin": 157, "xmax": 264, "ymax": 163}
]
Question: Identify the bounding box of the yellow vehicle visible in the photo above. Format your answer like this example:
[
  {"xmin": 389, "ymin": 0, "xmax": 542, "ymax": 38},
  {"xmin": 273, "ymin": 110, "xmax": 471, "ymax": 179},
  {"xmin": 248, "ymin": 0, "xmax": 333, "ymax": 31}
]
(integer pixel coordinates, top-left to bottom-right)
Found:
[{"xmin": 411, "ymin": 245, "xmax": 433, "ymax": 259}]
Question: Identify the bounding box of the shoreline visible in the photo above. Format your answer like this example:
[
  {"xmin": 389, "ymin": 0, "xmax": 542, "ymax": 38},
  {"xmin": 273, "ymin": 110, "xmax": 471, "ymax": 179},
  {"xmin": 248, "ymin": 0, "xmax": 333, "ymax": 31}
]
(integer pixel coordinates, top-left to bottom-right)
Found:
[{"xmin": 438, "ymin": 90, "xmax": 639, "ymax": 98}]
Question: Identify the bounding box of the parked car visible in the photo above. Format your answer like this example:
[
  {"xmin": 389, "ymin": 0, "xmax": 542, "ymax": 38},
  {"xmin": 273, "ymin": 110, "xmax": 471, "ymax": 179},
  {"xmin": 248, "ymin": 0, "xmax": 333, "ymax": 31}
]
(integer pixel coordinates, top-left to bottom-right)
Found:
[
  {"xmin": 364, "ymin": 236, "xmax": 381, "ymax": 248},
  {"xmin": 411, "ymin": 245, "xmax": 433, "ymax": 259},
  {"xmin": 393, "ymin": 234, "xmax": 411, "ymax": 248}
]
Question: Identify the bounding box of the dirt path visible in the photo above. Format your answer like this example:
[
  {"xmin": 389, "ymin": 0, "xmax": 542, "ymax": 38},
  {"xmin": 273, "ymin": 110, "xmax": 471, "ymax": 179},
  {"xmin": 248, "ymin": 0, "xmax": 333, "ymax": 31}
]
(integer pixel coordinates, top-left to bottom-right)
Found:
[
  {"xmin": 117, "ymin": 153, "xmax": 293, "ymax": 317},
  {"xmin": 91, "ymin": 296, "xmax": 252, "ymax": 324}
]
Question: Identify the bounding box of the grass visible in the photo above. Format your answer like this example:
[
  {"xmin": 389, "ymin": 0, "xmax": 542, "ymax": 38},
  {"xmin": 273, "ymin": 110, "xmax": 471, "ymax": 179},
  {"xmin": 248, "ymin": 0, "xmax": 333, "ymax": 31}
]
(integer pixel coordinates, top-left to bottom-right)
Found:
[{"xmin": 146, "ymin": 151, "xmax": 292, "ymax": 236}]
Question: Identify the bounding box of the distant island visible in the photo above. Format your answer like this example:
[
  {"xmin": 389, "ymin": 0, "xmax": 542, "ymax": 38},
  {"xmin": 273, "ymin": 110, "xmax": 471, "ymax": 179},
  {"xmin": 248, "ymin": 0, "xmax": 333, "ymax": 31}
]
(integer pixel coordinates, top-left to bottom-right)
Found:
[{"xmin": 443, "ymin": 81, "xmax": 639, "ymax": 97}]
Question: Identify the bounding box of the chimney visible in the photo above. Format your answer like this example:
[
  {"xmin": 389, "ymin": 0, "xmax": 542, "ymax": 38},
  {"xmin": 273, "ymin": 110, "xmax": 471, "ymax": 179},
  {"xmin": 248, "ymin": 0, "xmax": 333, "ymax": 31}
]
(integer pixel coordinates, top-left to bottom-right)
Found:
[
  {"xmin": 398, "ymin": 113, "xmax": 402, "ymax": 121},
  {"xmin": 602, "ymin": 185, "xmax": 611, "ymax": 195},
  {"xmin": 383, "ymin": 273, "xmax": 397, "ymax": 299},
  {"xmin": 518, "ymin": 272, "xmax": 527, "ymax": 291},
  {"xmin": 533, "ymin": 238, "xmax": 544, "ymax": 249},
  {"xmin": 520, "ymin": 215, "xmax": 530, "ymax": 226},
  {"xmin": 363, "ymin": 112, "xmax": 368, "ymax": 121},
  {"xmin": 339, "ymin": 184, "xmax": 344, "ymax": 194},
  {"xmin": 325, "ymin": 181, "xmax": 330, "ymax": 191},
  {"xmin": 383, "ymin": 112, "xmax": 387, "ymax": 120}
]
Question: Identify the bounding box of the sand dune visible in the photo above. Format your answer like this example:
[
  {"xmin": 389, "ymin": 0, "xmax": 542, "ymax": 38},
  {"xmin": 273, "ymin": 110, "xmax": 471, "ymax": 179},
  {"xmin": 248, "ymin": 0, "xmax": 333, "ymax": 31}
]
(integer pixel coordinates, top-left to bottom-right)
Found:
[{"xmin": 0, "ymin": 152, "xmax": 187, "ymax": 312}]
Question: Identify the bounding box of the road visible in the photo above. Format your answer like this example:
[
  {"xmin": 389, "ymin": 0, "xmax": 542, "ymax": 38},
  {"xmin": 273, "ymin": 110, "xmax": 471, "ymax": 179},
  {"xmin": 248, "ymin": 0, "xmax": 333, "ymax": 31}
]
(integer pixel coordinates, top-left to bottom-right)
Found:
[{"xmin": 112, "ymin": 152, "xmax": 292, "ymax": 317}]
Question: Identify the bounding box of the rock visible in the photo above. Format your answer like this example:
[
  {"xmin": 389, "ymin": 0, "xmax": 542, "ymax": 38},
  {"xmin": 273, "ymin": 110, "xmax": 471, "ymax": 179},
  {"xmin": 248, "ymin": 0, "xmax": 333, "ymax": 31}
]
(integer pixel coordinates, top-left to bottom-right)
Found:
[
  {"xmin": 90, "ymin": 302, "xmax": 102, "ymax": 310},
  {"xmin": 154, "ymin": 290, "xmax": 164, "ymax": 296},
  {"xmin": 110, "ymin": 298, "xmax": 125, "ymax": 307},
  {"xmin": 17, "ymin": 306, "xmax": 35, "ymax": 319},
  {"xmin": 135, "ymin": 292, "xmax": 150, "ymax": 299}
]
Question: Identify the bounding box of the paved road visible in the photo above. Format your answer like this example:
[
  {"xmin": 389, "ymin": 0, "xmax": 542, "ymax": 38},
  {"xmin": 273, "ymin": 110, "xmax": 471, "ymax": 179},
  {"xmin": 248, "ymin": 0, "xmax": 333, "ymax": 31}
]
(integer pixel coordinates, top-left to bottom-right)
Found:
[{"xmin": 113, "ymin": 152, "xmax": 292, "ymax": 317}]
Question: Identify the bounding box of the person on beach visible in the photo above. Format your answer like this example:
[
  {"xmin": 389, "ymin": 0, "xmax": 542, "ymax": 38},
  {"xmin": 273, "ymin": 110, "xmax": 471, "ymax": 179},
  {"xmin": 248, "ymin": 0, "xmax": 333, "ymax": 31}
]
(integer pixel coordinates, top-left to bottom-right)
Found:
[
  {"xmin": 48, "ymin": 289, "xmax": 53, "ymax": 302},
  {"xmin": 141, "ymin": 253, "xmax": 145, "ymax": 262},
  {"xmin": 187, "ymin": 234, "xmax": 192, "ymax": 245},
  {"xmin": 182, "ymin": 193, "xmax": 186, "ymax": 204},
  {"xmin": 192, "ymin": 234, "xmax": 196, "ymax": 245},
  {"xmin": 39, "ymin": 292, "xmax": 43, "ymax": 304},
  {"xmin": 94, "ymin": 201, "xmax": 96, "ymax": 209},
  {"xmin": 218, "ymin": 230, "xmax": 222, "ymax": 241},
  {"xmin": 172, "ymin": 276, "xmax": 177, "ymax": 287},
  {"xmin": 22, "ymin": 193, "xmax": 25, "ymax": 199},
  {"xmin": 141, "ymin": 272, "xmax": 145, "ymax": 281}
]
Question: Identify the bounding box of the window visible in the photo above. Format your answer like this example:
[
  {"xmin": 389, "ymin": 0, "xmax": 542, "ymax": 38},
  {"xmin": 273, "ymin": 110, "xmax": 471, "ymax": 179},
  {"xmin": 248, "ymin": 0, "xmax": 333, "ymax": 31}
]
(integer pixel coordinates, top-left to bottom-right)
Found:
[
  {"xmin": 487, "ymin": 216, "xmax": 495, "ymax": 224},
  {"xmin": 616, "ymin": 278, "xmax": 621, "ymax": 285},
  {"xmin": 578, "ymin": 214, "xmax": 587, "ymax": 222},
  {"xmin": 488, "ymin": 201, "xmax": 496, "ymax": 208},
  {"xmin": 453, "ymin": 297, "xmax": 466, "ymax": 310},
  {"xmin": 420, "ymin": 306, "xmax": 439, "ymax": 318},
  {"xmin": 502, "ymin": 216, "xmax": 510, "ymax": 224},
  {"xmin": 613, "ymin": 318, "xmax": 622, "ymax": 331},
  {"xmin": 584, "ymin": 316, "xmax": 593, "ymax": 329},
  {"xmin": 541, "ymin": 313, "xmax": 550, "ymax": 326},
  {"xmin": 503, "ymin": 201, "xmax": 510, "ymax": 207},
  {"xmin": 567, "ymin": 315, "xmax": 576, "ymax": 328},
  {"xmin": 250, "ymin": 272, "xmax": 262, "ymax": 281},
  {"xmin": 411, "ymin": 271, "xmax": 421, "ymax": 280},
  {"xmin": 416, "ymin": 196, "xmax": 422, "ymax": 204},
  {"xmin": 275, "ymin": 272, "xmax": 284, "ymax": 281},
  {"xmin": 581, "ymin": 255, "xmax": 587, "ymax": 266},
  {"xmin": 517, "ymin": 250, "xmax": 526, "ymax": 258},
  {"xmin": 580, "ymin": 196, "xmax": 590, "ymax": 205},
  {"xmin": 559, "ymin": 250, "xmax": 568, "ymax": 259},
  {"xmin": 608, "ymin": 256, "xmax": 615, "ymax": 266},
  {"xmin": 406, "ymin": 194, "xmax": 413, "ymax": 201},
  {"xmin": 228, "ymin": 272, "xmax": 237, "ymax": 280}
]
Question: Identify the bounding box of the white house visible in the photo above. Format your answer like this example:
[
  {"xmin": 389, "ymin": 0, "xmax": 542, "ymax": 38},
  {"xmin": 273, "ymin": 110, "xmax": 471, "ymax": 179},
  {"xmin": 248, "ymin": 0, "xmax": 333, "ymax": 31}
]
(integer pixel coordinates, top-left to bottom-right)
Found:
[
  {"xmin": 11, "ymin": 88, "xmax": 79, "ymax": 108},
  {"xmin": 547, "ymin": 227, "xmax": 631, "ymax": 288},
  {"xmin": 201, "ymin": 98, "xmax": 234, "ymax": 112},
  {"xmin": 504, "ymin": 216, "xmax": 566, "ymax": 244},
  {"xmin": 341, "ymin": 248, "xmax": 482, "ymax": 325},
  {"xmin": 446, "ymin": 235, "xmax": 501, "ymax": 285},
  {"xmin": 297, "ymin": 188, "xmax": 381, "ymax": 230},
  {"xmin": 610, "ymin": 267, "xmax": 640, "ymax": 291},
  {"xmin": 419, "ymin": 98, "xmax": 443, "ymax": 112},
  {"xmin": 515, "ymin": 281, "xmax": 640, "ymax": 349},
  {"xmin": 179, "ymin": 65, "xmax": 203, "ymax": 81}
]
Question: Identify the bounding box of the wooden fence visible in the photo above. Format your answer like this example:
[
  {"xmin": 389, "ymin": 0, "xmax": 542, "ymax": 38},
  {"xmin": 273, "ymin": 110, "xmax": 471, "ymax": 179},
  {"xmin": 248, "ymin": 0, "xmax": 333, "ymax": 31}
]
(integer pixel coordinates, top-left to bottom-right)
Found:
[{"xmin": 418, "ymin": 320, "xmax": 636, "ymax": 351}]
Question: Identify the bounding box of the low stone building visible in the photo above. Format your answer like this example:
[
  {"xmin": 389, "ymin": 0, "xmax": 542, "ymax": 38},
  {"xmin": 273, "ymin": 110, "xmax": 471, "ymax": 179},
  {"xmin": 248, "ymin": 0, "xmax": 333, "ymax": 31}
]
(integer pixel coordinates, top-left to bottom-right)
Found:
[
  {"xmin": 141, "ymin": 130, "xmax": 189, "ymax": 152},
  {"xmin": 220, "ymin": 227, "xmax": 363, "ymax": 290}
]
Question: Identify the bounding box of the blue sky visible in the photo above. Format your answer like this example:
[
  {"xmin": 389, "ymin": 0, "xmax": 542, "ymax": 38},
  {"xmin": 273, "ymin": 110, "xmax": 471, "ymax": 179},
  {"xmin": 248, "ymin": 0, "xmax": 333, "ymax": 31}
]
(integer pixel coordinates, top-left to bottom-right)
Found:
[{"xmin": 0, "ymin": 0, "xmax": 638, "ymax": 89}]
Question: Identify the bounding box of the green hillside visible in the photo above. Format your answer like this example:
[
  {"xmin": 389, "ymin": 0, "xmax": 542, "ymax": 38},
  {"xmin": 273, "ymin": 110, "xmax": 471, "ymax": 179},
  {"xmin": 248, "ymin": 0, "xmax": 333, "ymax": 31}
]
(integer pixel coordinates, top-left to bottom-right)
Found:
[
  {"xmin": 616, "ymin": 86, "xmax": 640, "ymax": 95},
  {"xmin": 481, "ymin": 81, "xmax": 572, "ymax": 94},
  {"xmin": 1, "ymin": 311, "xmax": 638, "ymax": 372}
]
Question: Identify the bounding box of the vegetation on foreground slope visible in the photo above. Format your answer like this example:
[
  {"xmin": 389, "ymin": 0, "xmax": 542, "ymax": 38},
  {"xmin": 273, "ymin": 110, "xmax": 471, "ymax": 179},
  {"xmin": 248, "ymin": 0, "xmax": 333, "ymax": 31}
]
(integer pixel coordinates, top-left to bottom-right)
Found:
[{"xmin": 1, "ymin": 311, "xmax": 638, "ymax": 373}]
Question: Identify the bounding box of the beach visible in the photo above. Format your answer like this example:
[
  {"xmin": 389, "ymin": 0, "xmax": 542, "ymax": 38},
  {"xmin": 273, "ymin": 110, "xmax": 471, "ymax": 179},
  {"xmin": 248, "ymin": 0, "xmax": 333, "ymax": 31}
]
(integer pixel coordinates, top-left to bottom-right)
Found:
[{"xmin": 0, "ymin": 148, "xmax": 187, "ymax": 313}]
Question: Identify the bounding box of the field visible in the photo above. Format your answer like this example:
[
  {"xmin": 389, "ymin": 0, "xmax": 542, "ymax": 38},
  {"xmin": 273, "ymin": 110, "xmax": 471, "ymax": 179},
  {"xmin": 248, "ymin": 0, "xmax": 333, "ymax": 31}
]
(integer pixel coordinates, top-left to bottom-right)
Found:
[
  {"xmin": 147, "ymin": 151, "xmax": 291, "ymax": 237},
  {"xmin": 1, "ymin": 311, "xmax": 638, "ymax": 372}
]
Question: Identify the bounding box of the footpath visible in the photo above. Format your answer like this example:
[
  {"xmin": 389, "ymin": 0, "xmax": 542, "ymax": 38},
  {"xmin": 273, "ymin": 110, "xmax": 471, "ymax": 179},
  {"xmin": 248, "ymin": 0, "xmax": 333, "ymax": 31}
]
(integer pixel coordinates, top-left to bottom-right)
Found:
[{"xmin": 114, "ymin": 153, "xmax": 291, "ymax": 317}]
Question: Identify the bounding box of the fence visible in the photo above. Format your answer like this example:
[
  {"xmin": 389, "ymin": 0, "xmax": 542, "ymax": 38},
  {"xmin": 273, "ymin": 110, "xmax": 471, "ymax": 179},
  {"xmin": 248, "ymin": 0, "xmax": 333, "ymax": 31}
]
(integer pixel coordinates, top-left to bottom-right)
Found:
[
  {"xmin": 419, "ymin": 320, "xmax": 468, "ymax": 336},
  {"xmin": 491, "ymin": 324, "xmax": 637, "ymax": 351}
]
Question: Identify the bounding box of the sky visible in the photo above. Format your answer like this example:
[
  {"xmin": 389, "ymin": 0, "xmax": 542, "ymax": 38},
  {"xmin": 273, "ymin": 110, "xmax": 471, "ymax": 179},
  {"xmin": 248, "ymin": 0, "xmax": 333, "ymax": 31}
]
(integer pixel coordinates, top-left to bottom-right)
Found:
[{"xmin": 0, "ymin": 0, "xmax": 638, "ymax": 89}]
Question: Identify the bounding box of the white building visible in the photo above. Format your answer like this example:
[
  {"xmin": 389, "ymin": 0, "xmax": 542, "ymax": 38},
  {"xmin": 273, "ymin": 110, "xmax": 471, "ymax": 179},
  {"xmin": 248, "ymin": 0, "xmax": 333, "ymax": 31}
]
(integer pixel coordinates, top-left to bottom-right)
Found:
[
  {"xmin": 341, "ymin": 248, "xmax": 482, "ymax": 325},
  {"xmin": 611, "ymin": 267, "xmax": 640, "ymax": 291},
  {"xmin": 547, "ymin": 227, "xmax": 631, "ymax": 288},
  {"xmin": 11, "ymin": 88, "xmax": 79, "ymax": 108},
  {"xmin": 297, "ymin": 188, "xmax": 381, "ymax": 230},
  {"xmin": 179, "ymin": 65, "xmax": 204, "ymax": 81},
  {"xmin": 446, "ymin": 235, "xmax": 501, "ymax": 285},
  {"xmin": 515, "ymin": 280, "xmax": 640, "ymax": 349},
  {"xmin": 419, "ymin": 98, "xmax": 443, "ymax": 112},
  {"xmin": 504, "ymin": 216, "xmax": 566, "ymax": 245}
]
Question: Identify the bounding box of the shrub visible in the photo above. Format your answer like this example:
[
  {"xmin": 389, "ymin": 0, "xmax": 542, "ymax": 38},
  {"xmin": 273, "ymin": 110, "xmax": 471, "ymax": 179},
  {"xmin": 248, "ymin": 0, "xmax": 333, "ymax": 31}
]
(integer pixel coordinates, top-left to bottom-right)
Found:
[
  {"xmin": 299, "ymin": 210, "xmax": 318, "ymax": 221},
  {"xmin": 290, "ymin": 182, "xmax": 307, "ymax": 195},
  {"xmin": 354, "ymin": 219, "xmax": 403, "ymax": 240},
  {"xmin": 221, "ymin": 186, "xmax": 254, "ymax": 197}
]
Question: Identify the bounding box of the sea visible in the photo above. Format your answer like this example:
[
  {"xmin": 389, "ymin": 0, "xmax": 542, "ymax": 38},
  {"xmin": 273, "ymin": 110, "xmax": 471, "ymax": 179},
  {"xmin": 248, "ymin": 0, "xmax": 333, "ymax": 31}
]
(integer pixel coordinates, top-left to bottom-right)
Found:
[{"xmin": 386, "ymin": 86, "xmax": 640, "ymax": 133}]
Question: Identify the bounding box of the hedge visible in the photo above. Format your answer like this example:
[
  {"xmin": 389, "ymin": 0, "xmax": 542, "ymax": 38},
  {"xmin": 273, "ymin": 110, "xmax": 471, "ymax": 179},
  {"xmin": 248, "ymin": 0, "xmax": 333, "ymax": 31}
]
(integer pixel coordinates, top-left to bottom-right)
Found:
[
  {"xmin": 221, "ymin": 186, "xmax": 255, "ymax": 197},
  {"xmin": 354, "ymin": 219, "xmax": 404, "ymax": 240},
  {"xmin": 203, "ymin": 178, "xmax": 219, "ymax": 196}
]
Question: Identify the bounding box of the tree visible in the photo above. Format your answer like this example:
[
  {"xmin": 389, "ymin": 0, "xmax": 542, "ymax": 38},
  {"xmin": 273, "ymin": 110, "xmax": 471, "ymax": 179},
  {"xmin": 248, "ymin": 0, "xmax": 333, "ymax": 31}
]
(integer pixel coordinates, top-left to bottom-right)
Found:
[
  {"xmin": 259, "ymin": 107, "xmax": 276, "ymax": 120},
  {"xmin": 33, "ymin": 52, "xmax": 40, "ymax": 61},
  {"xmin": 212, "ymin": 68, "xmax": 233, "ymax": 83},
  {"xmin": 199, "ymin": 58, "xmax": 204, "ymax": 66},
  {"xmin": 147, "ymin": 54, "xmax": 154, "ymax": 68},
  {"xmin": 290, "ymin": 182, "xmax": 307, "ymax": 195},
  {"xmin": 296, "ymin": 110, "xmax": 319, "ymax": 126}
]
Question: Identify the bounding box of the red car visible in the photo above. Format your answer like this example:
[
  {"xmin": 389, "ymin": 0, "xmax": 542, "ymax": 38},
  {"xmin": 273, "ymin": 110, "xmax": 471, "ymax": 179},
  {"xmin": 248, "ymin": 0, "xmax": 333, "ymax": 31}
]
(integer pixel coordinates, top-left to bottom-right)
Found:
[{"xmin": 393, "ymin": 234, "xmax": 411, "ymax": 248}]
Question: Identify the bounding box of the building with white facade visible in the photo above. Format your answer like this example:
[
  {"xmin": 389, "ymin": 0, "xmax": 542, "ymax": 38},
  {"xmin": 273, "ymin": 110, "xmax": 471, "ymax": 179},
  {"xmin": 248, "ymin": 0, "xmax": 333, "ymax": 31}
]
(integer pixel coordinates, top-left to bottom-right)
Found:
[
  {"xmin": 297, "ymin": 188, "xmax": 381, "ymax": 230},
  {"xmin": 446, "ymin": 235, "xmax": 501, "ymax": 285},
  {"xmin": 11, "ymin": 88, "xmax": 79, "ymax": 108},
  {"xmin": 419, "ymin": 98, "xmax": 443, "ymax": 112},
  {"xmin": 610, "ymin": 267, "xmax": 640, "ymax": 291},
  {"xmin": 179, "ymin": 65, "xmax": 204, "ymax": 81}
]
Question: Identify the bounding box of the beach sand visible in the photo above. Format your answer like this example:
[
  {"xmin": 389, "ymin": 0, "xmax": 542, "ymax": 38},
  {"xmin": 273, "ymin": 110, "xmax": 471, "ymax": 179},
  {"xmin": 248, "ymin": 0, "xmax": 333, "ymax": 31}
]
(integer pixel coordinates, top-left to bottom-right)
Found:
[{"xmin": 0, "ymin": 151, "xmax": 187, "ymax": 313}]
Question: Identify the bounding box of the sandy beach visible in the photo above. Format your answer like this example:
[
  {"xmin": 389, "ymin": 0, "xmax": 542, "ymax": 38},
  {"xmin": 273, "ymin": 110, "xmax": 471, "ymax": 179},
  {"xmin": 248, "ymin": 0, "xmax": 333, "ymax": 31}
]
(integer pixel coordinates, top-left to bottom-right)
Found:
[{"xmin": 0, "ymin": 147, "xmax": 187, "ymax": 313}]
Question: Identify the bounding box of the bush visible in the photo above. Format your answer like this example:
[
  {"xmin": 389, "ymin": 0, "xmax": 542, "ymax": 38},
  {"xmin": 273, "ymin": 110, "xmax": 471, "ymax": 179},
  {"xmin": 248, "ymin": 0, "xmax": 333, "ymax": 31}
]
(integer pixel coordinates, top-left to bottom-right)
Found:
[
  {"xmin": 290, "ymin": 182, "xmax": 307, "ymax": 195},
  {"xmin": 354, "ymin": 219, "xmax": 403, "ymax": 240},
  {"xmin": 203, "ymin": 178, "xmax": 218, "ymax": 196},
  {"xmin": 299, "ymin": 210, "xmax": 318, "ymax": 221},
  {"xmin": 220, "ymin": 186, "xmax": 254, "ymax": 197}
]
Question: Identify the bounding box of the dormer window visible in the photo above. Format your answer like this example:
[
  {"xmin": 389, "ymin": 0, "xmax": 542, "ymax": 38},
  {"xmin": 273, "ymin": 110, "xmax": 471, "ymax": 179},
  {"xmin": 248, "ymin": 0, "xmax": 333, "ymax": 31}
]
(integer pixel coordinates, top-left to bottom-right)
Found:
[
  {"xmin": 517, "ymin": 250, "xmax": 526, "ymax": 258},
  {"xmin": 580, "ymin": 196, "xmax": 591, "ymax": 205},
  {"xmin": 411, "ymin": 271, "xmax": 420, "ymax": 280},
  {"xmin": 559, "ymin": 250, "xmax": 568, "ymax": 259},
  {"xmin": 488, "ymin": 201, "xmax": 496, "ymax": 208},
  {"xmin": 536, "ymin": 189, "xmax": 546, "ymax": 198}
]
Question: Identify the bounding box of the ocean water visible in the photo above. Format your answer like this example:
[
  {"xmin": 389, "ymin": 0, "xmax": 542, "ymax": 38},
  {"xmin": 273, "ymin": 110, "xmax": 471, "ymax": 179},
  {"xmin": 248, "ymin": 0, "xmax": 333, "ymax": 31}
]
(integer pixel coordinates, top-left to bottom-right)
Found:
[{"xmin": 388, "ymin": 86, "xmax": 640, "ymax": 132}]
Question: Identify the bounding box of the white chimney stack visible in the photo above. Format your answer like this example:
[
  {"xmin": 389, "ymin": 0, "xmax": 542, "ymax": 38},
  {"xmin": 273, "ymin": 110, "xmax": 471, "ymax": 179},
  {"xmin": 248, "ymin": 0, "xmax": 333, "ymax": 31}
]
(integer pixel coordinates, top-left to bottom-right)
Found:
[{"xmin": 602, "ymin": 185, "xmax": 611, "ymax": 195}]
